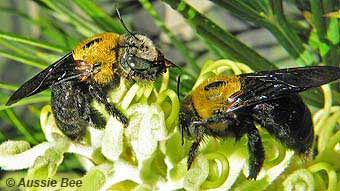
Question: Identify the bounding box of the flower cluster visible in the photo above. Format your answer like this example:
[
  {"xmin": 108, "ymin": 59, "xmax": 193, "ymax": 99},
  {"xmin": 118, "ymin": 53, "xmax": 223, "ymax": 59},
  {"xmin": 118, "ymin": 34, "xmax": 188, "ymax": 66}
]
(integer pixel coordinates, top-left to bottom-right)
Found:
[{"xmin": 0, "ymin": 59, "xmax": 339, "ymax": 191}]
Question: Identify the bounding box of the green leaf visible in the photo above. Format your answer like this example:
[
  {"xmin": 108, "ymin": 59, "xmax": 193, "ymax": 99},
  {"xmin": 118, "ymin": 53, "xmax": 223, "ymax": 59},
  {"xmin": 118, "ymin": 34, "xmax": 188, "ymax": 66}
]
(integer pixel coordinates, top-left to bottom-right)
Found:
[
  {"xmin": 0, "ymin": 83, "xmax": 18, "ymax": 91},
  {"xmin": 0, "ymin": 96, "xmax": 50, "ymax": 110},
  {"xmin": 0, "ymin": 49, "xmax": 47, "ymax": 69},
  {"xmin": 73, "ymin": 0, "xmax": 124, "ymax": 33},
  {"xmin": 39, "ymin": 0, "xmax": 101, "ymax": 36},
  {"xmin": 0, "ymin": 31, "xmax": 67, "ymax": 53},
  {"xmin": 139, "ymin": 0, "xmax": 200, "ymax": 74},
  {"xmin": 162, "ymin": 0, "xmax": 277, "ymax": 71},
  {"xmin": 211, "ymin": 0, "xmax": 315, "ymax": 66},
  {"xmin": 5, "ymin": 109, "xmax": 38, "ymax": 144}
]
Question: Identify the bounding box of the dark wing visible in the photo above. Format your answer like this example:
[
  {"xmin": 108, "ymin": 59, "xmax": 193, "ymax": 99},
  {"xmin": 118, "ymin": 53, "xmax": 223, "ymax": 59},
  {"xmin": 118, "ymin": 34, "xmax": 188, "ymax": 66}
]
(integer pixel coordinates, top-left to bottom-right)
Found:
[
  {"xmin": 226, "ymin": 66, "xmax": 340, "ymax": 112},
  {"xmin": 6, "ymin": 52, "xmax": 77, "ymax": 105}
]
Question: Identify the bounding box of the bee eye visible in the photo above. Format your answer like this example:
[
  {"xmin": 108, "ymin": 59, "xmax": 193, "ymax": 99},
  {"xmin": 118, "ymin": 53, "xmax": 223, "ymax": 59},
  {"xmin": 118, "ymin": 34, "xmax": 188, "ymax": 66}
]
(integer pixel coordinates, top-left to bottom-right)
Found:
[
  {"xmin": 127, "ymin": 55, "xmax": 136, "ymax": 68},
  {"xmin": 126, "ymin": 54, "xmax": 152, "ymax": 71}
]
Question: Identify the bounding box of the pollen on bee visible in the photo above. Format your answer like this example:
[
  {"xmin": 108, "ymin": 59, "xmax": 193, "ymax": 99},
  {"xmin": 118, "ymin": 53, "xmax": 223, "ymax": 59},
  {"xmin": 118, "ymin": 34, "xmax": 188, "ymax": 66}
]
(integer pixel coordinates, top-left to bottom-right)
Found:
[{"xmin": 72, "ymin": 33, "xmax": 120, "ymax": 85}]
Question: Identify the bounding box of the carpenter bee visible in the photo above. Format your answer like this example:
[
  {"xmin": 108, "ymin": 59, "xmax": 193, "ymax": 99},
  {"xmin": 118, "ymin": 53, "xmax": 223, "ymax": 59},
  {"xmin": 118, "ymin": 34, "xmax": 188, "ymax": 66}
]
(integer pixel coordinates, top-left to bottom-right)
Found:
[
  {"xmin": 6, "ymin": 15, "xmax": 175, "ymax": 140},
  {"xmin": 179, "ymin": 66, "xmax": 340, "ymax": 179}
]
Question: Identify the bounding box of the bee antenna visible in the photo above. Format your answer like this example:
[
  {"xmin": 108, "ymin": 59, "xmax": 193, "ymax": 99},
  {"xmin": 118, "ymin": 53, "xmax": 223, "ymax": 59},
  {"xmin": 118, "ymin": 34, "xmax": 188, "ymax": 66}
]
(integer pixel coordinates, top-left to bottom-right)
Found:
[
  {"xmin": 116, "ymin": 8, "xmax": 140, "ymax": 41},
  {"xmin": 176, "ymin": 75, "xmax": 181, "ymax": 102},
  {"xmin": 176, "ymin": 75, "xmax": 185, "ymax": 145}
]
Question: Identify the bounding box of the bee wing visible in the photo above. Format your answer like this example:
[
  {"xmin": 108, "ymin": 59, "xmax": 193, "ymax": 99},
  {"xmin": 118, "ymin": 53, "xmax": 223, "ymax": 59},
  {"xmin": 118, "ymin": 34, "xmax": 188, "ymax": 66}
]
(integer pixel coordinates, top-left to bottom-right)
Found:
[
  {"xmin": 226, "ymin": 66, "xmax": 340, "ymax": 112},
  {"xmin": 6, "ymin": 52, "xmax": 77, "ymax": 106}
]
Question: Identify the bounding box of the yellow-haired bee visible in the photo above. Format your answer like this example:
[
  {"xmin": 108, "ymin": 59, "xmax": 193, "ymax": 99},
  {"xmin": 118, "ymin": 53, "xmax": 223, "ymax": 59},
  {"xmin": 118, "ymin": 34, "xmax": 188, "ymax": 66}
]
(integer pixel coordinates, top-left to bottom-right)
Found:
[
  {"xmin": 6, "ymin": 28, "xmax": 175, "ymax": 140},
  {"xmin": 179, "ymin": 66, "xmax": 340, "ymax": 179}
]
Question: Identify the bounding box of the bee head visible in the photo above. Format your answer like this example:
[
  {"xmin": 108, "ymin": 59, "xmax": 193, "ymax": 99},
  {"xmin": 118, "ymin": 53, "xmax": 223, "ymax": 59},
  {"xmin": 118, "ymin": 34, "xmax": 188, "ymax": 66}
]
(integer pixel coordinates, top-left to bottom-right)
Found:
[
  {"xmin": 118, "ymin": 34, "xmax": 176, "ymax": 81},
  {"xmin": 179, "ymin": 95, "xmax": 200, "ymax": 143}
]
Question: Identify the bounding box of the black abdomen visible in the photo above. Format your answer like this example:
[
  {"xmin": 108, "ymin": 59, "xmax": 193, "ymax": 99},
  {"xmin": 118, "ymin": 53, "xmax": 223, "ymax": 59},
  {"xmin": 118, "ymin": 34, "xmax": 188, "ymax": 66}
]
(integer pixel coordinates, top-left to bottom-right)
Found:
[
  {"xmin": 251, "ymin": 94, "xmax": 314, "ymax": 155},
  {"xmin": 51, "ymin": 81, "xmax": 93, "ymax": 140}
]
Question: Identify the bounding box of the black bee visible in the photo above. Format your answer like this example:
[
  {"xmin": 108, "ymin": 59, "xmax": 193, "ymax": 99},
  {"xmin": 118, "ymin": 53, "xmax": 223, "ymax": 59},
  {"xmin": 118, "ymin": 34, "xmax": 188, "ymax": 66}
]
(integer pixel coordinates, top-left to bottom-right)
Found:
[
  {"xmin": 179, "ymin": 66, "xmax": 340, "ymax": 179},
  {"xmin": 6, "ymin": 21, "xmax": 175, "ymax": 140}
]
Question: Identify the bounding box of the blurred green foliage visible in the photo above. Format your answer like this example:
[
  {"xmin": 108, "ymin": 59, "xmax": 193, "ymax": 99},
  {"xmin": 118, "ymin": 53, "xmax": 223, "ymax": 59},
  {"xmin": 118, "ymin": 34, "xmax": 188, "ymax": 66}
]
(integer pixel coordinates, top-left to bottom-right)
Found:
[{"xmin": 0, "ymin": 0, "xmax": 340, "ymax": 190}]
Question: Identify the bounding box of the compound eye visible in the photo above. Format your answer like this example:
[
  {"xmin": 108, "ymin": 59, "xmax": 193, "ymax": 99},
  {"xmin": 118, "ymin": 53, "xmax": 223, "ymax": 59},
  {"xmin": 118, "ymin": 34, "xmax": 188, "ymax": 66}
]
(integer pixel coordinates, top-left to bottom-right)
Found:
[
  {"xmin": 126, "ymin": 54, "xmax": 152, "ymax": 71},
  {"xmin": 127, "ymin": 55, "xmax": 137, "ymax": 68}
]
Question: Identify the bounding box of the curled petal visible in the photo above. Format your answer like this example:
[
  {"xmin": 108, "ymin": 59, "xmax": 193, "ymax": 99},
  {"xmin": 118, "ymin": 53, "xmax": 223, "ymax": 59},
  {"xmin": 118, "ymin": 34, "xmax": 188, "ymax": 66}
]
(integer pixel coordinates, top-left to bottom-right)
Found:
[
  {"xmin": 283, "ymin": 169, "xmax": 314, "ymax": 191},
  {"xmin": 126, "ymin": 103, "xmax": 166, "ymax": 162},
  {"xmin": 101, "ymin": 117, "xmax": 124, "ymax": 161}
]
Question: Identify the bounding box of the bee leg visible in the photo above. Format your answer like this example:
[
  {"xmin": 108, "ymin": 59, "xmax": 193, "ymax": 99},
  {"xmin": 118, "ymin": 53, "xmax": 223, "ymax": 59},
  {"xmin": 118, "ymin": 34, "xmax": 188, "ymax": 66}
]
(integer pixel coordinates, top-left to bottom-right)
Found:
[
  {"xmin": 187, "ymin": 112, "xmax": 238, "ymax": 170},
  {"xmin": 187, "ymin": 122, "xmax": 205, "ymax": 169},
  {"xmin": 244, "ymin": 120, "xmax": 264, "ymax": 180},
  {"xmin": 89, "ymin": 84, "xmax": 128, "ymax": 126},
  {"xmin": 89, "ymin": 107, "xmax": 106, "ymax": 129}
]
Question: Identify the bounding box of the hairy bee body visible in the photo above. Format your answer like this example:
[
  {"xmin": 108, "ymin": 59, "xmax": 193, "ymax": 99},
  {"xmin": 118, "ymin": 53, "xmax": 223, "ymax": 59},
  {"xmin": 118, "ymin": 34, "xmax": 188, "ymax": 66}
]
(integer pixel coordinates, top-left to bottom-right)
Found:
[
  {"xmin": 180, "ymin": 66, "xmax": 340, "ymax": 179},
  {"xmin": 7, "ymin": 32, "xmax": 175, "ymax": 140},
  {"xmin": 72, "ymin": 33, "xmax": 120, "ymax": 84}
]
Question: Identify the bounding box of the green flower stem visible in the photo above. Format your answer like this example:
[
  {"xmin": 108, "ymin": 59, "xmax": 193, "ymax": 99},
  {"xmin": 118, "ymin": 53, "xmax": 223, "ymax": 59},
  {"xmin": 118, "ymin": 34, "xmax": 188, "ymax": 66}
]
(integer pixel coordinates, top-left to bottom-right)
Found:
[
  {"xmin": 193, "ymin": 71, "xmax": 217, "ymax": 90},
  {"xmin": 194, "ymin": 59, "xmax": 254, "ymax": 89},
  {"xmin": 40, "ymin": 105, "xmax": 51, "ymax": 130},
  {"xmin": 159, "ymin": 71, "xmax": 170, "ymax": 93},
  {"xmin": 201, "ymin": 152, "xmax": 229, "ymax": 189},
  {"xmin": 313, "ymin": 106, "xmax": 340, "ymax": 123},
  {"xmin": 261, "ymin": 134, "xmax": 286, "ymax": 167},
  {"xmin": 308, "ymin": 162, "xmax": 337, "ymax": 191},
  {"xmin": 328, "ymin": 127, "xmax": 340, "ymax": 151},
  {"xmin": 318, "ymin": 111, "xmax": 340, "ymax": 151},
  {"xmin": 138, "ymin": 84, "xmax": 154, "ymax": 103},
  {"xmin": 156, "ymin": 89, "xmax": 180, "ymax": 127},
  {"xmin": 204, "ymin": 60, "xmax": 242, "ymax": 75},
  {"xmin": 315, "ymin": 84, "xmax": 332, "ymax": 134},
  {"xmin": 120, "ymin": 83, "xmax": 141, "ymax": 110}
]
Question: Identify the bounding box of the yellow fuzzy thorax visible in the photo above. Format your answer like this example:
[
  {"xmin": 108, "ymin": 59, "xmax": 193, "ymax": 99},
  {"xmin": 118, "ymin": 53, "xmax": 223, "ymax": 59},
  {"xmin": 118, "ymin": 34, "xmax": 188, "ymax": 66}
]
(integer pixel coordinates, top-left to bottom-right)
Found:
[
  {"xmin": 72, "ymin": 33, "xmax": 120, "ymax": 85},
  {"xmin": 192, "ymin": 75, "xmax": 241, "ymax": 119}
]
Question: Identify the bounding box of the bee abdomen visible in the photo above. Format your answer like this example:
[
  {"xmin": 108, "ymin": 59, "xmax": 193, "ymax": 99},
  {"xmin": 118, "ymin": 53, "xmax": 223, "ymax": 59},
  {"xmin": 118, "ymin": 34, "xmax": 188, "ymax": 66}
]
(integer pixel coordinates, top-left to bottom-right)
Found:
[
  {"xmin": 51, "ymin": 81, "xmax": 93, "ymax": 140},
  {"xmin": 251, "ymin": 94, "xmax": 313, "ymax": 155}
]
